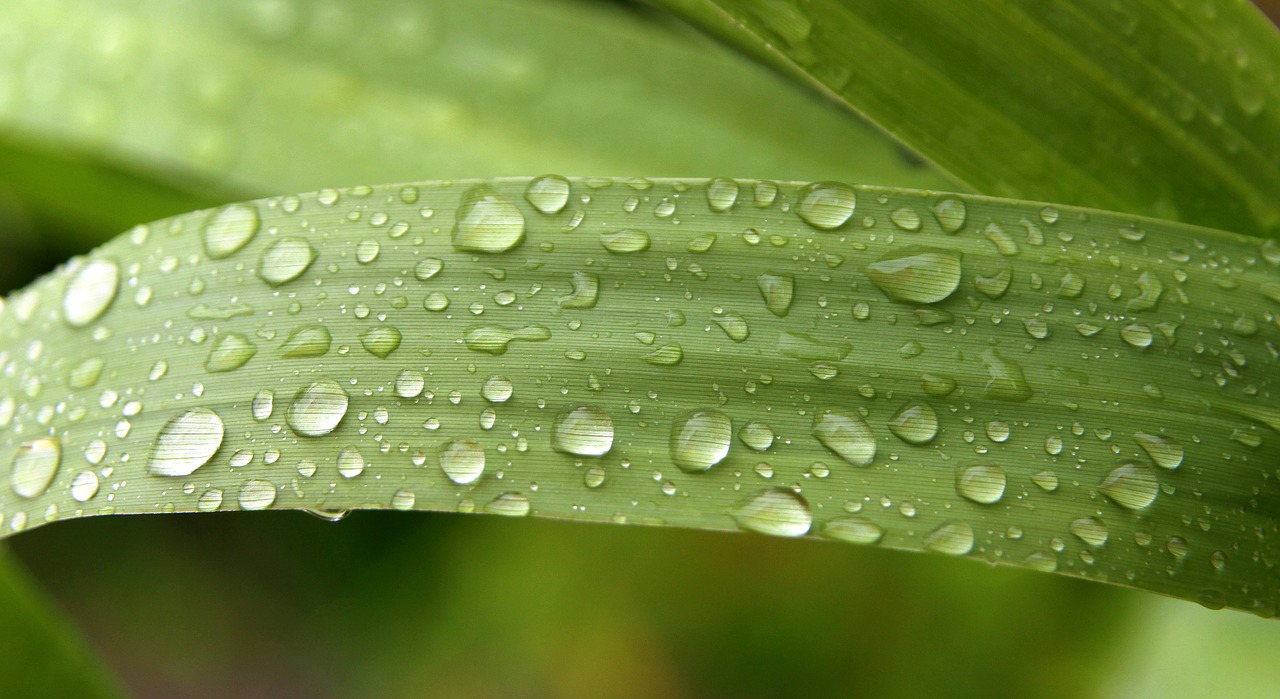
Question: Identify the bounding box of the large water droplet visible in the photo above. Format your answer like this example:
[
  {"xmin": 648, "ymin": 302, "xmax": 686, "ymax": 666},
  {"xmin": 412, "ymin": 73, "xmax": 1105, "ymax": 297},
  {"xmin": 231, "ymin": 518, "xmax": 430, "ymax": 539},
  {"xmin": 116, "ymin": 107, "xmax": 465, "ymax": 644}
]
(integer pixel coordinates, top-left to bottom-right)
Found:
[
  {"xmin": 600, "ymin": 229, "xmax": 651, "ymax": 253},
  {"xmin": 888, "ymin": 402, "xmax": 939, "ymax": 444},
  {"xmin": 980, "ymin": 349, "xmax": 1033, "ymax": 402},
  {"xmin": 670, "ymin": 410, "xmax": 732, "ymax": 473},
  {"xmin": 812, "ymin": 409, "xmax": 876, "ymax": 465},
  {"xmin": 733, "ymin": 488, "xmax": 812, "ymax": 537},
  {"xmin": 552, "ymin": 405, "xmax": 614, "ymax": 456},
  {"xmin": 257, "ymin": 237, "xmax": 316, "ymax": 286},
  {"xmin": 641, "ymin": 343, "xmax": 683, "ymax": 366},
  {"xmin": 955, "ymin": 464, "xmax": 1006, "ymax": 504},
  {"xmin": 63, "ymin": 259, "xmax": 120, "ymax": 327},
  {"xmin": 558, "ymin": 271, "xmax": 599, "ymax": 309},
  {"xmin": 205, "ymin": 333, "xmax": 258, "ymax": 372},
  {"xmin": 524, "ymin": 175, "xmax": 571, "ymax": 214},
  {"xmin": 286, "ymin": 379, "xmax": 349, "ymax": 437},
  {"xmin": 705, "ymin": 177, "xmax": 739, "ymax": 212},
  {"xmin": 453, "ymin": 186, "xmax": 525, "ymax": 253},
  {"xmin": 778, "ymin": 331, "xmax": 851, "ymax": 361},
  {"xmin": 866, "ymin": 249, "xmax": 962, "ymax": 304},
  {"xmin": 464, "ymin": 325, "xmax": 551, "ymax": 354},
  {"xmin": 485, "ymin": 492, "xmax": 531, "ymax": 517},
  {"xmin": 11, "ymin": 437, "xmax": 61, "ymax": 498},
  {"xmin": 359, "ymin": 326, "xmax": 402, "ymax": 359},
  {"xmin": 796, "ymin": 182, "xmax": 856, "ymax": 230},
  {"xmin": 757, "ymin": 273, "xmax": 795, "ymax": 316},
  {"xmin": 923, "ymin": 521, "xmax": 974, "ymax": 555},
  {"xmin": 1099, "ymin": 461, "xmax": 1159, "ymax": 510},
  {"xmin": 69, "ymin": 471, "xmax": 99, "ymax": 502},
  {"xmin": 712, "ymin": 311, "xmax": 750, "ymax": 342},
  {"xmin": 279, "ymin": 325, "xmax": 332, "ymax": 358},
  {"xmin": 237, "ymin": 479, "xmax": 276, "ymax": 510},
  {"xmin": 1133, "ymin": 431, "xmax": 1183, "ymax": 469},
  {"xmin": 823, "ymin": 517, "xmax": 883, "ymax": 544},
  {"xmin": 440, "ymin": 438, "xmax": 485, "ymax": 484},
  {"xmin": 1070, "ymin": 516, "xmax": 1109, "ymax": 546},
  {"xmin": 739, "ymin": 422, "xmax": 775, "ymax": 451},
  {"xmin": 148, "ymin": 408, "xmax": 225, "ymax": 477},
  {"xmin": 203, "ymin": 203, "xmax": 261, "ymax": 259},
  {"xmin": 930, "ymin": 197, "xmax": 967, "ymax": 233},
  {"xmin": 337, "ymin": 446, "xmax": 366, "ymax": 478}
]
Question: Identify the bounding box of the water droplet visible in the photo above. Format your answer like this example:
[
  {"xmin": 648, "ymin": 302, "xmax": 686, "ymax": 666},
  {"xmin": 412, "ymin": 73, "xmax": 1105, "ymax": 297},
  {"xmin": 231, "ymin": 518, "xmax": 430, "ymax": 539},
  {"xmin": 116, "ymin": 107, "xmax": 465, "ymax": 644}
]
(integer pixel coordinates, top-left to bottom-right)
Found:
[
  {"xmin": 481, "ymin": 375, "xmax": 514, "ymax": 403},
  {"xmin": 395, "ymin": 370, "xmax": 425, "ymax": 398},
  {"xmin": 956, "ymin": 464, "xmax": 1006, "ymax": 504},
  {"xmin": 196, "ymin": 489, "xmax": 223, "ymax": 512},
  {"xmin": 920, "ymin": 372, "xmax": 957, "ymax": 397},
  {"xmin": 251, "ymin": 390, "xmax": 274, "ymax": 421},
  {"xmin": 778, "ymin": 331, "xmax": 851, "ymax": 361},
  {"xmin": 600, "ymin": 229, "xmax": 651, "ymax": 253},
  {"xmin": 739, "ymin": 422, "xmax": 775, "ymax": 451},
  {"xmin": 980, "ymin": 349, "xmax": 1033, "ymax": 402},
  {"xmin": 558, "ymin": 271, "xmax": 599, "ymax": 309},
  {"xmin": 337, "ymin": 446, "xmax": 365, "ymax": 478},
  {"xmin": 190, "ymin": 193, "xmax": 257, "ymax": 259},
  {"xmin": 1032, "ymin": 470, "xmax": 1059, "ymax": 491},
  {"xmin": 148, "ymin": 408, "xmax": 224, "ymax": 477},
  {"xmin": 257, "ymin": 237, "xmax": 316, "ymax": 286},
  {"xmin": 733, "ymin": 488, "xmax": 812, "ymax": 537},
  {"xmin": 1133, "ymin": 431, "xmax": 1183, "ymax": 469},
  {"xmin": 11, "ymin": 438, "xmax": 61, "ymax": 498},
  {"xmin": 812, "ymin": 409, "xmax": 876, "ymax": 465},
  {"xmin": 796, "ymin": 182, "xmax": 856, "ymax": 230},
  {"xmin": 453, "ymin": 186, "xmax": 525, "ymax": 253},
  {"xmin": 391, "ymin": 489, "xmax": 416, "ymax": 511},
  {"xmin": 68, "ymin": 357, "xmax": 105, "ymax": 389},
  {"xmin": 237, "ymin": 479, "xmax": 276, "ymax": 510},
  {"xmin": 1120, "ymin": 323, "xmax": 1153, "ymax": 348},
  {"xmin": 705, "ymin": 177, "xmax": 739, "ymax": 212},
  {"xmin": 712, "ymin": 311, "xmax": 750, "ymax": 342},
  {"xmin": 286, "ymin": 379, "xmax": 349, "ymax": 437},
  {"xmin": 440, "ymin": 438, "xmax": 485, "ymax": 484},
  {"xmin": 756, "ymin": 273, "xmax": 795, "ymax": 317},
  {"xmin": 1099, "ymin": 461, "xmax": 1159, "ymax": 510},
  {"xmin": 63, "ymin": 258, "xmax": 120, "ymax": 327},
  {"xmin": 69, "ymin": 471, "xmax": 99, "ymax": 502},
  {"xmin": 279, "ymin": 325, "xmax": 332, "ymax": 358},
  {"xmin": 524, "ymin": 175, "xmax": 571, "ymax": 214},
  {"xmin": 552, "ymin": 405, "xmax": 614, "ymax": 456},
  {"xmin": 205, "ymin": 333, "xmax": 258, "ymax": 372},
  {"xmin": 464, "ymin": 325, "xmax": 551, "ymax": 354},
  {"xmin": 1070, "ymin": 516, "xmax": 1109, "ymax": 546},
  {"xmin": 414, "ymin": 258, "xmax": 444, "ymax": 281},
  {"xmin": 930, "ymin": 197, "xmax": 967, "ymax": 233},
  {"xmin": 823, "ymin": 517, "xmax": 883, "ymax": 544},
  {"xmin": 486, "ymin": 492, "xmax": 531, "ymax": 516},
  {"xmin": 359, "ymin": 326, "xmax": 402, "ymax": 358},
  {"xmin": 1127, "ymin": 271, "xmax": 1163, "ymax": 312},
  {"xmin": 923, "ymin": 521, "xmax": 974, "ymax": 556},
  {"xmin": 670, "ymin": 410, "xmax": 732, "ymax": 473},
  {"xmin": 888, "ymin": 402, "xmax": 938, "ymax": 444},
  {"xmin": 641, "ymin": 343, "xmax": 683, "ymax": 366},
  {"xmin": 867, "ymin": 249, "xmax": 962, "ymax": 304}
]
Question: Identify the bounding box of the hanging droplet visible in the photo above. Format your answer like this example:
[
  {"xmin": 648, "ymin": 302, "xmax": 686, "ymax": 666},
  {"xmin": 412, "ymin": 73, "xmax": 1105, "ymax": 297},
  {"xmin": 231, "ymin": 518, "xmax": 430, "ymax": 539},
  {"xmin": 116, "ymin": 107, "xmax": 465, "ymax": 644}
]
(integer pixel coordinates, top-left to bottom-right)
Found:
[
  {"xmin": 286, "ymin": 379, "xmax": 349, "ymax": 437},
  {"xmin": 552, "ymin": 405, "xmax": 614, "ymax": 456},
  {"xmin": 63, "ymin": 258, "xmax": 120, "ymax": 327},
  {"xmin": 733, "ymin": 488, "xmax": 813, "ymax": 537},
  {"xmin": 147, "ymin": 408, "xmax": 225, "ymax": 477},
  {"xmin": 811, "ymin": 409, "xmax": 876, "ymax": 465},
  {"xmin": 10, "ymin": 437, "xmax": 62, "ymax": 498},
  {"xmin": 670, "ymin": 410, "xmax": 732, "ymax": 473},
  {"xmin": 202, "ymin": 203, "xmax": 261, "ymax": 259}
]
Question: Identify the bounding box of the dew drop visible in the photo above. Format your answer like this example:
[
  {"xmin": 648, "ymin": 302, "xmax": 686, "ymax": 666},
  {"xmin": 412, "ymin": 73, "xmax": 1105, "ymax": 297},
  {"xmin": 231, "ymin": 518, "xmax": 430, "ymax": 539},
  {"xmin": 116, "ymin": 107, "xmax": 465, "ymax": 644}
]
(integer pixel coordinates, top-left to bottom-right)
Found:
[
  {"xmin": 1133, "ymin": 431, "xmax": 1183, "ymax": 469},
  {"xmin": 237, "ymin": 479, "xmax": 276, "ymax": 510},
  {"xmin": 1070, "ymin": 516, "xmax": 1109, "ymax": 547},
  {"xmin": 481, "ymin": 375, "xmax": 514, "ymax": 403},
  {"xmin": 866, "ymin": 249, "xmax": 962, "ymax": 304},
  {"xmin": 558, "ymin": 271, "xmax": 599, "ymax": 309},
  {"xmin": 670, "ymin": 410, "xmax": 732, "ymax": 473},
  {"xmin": 279, "ymin": 325, "xmax": 331, "ymax": 358},
  {"xmin": 811, "ymin": 409, "xmax": 876, "ymax": 466},
  {"xmin": 705, "ymin": 177, "xmax": 739, "ymax": 212},
  {"xmin": 147, "ymin": 408, "xmax": 225, "ymax": 477},
  {"xmin": 823, "ymin": 517, "xmax": 883, "ymax": 544},
  {"xmin": 440, "ymin": 438, "xmax": 485, "ymax": 484},
  {"xmin": 923, "ymin": 521, "xmax": 974, "ymax": 556},
  {"xmin": 453, "ymin": 186, "xmax": 525, "ymax": 253},
  {"xmin": 756, "ymin": 273, "xmax": 795, "ymax": 317},
  {"xmin": 1099, "ymin": 461, "xmax": 1159, "ymax": 510},
  {"xmin": 796, "ymin": 182, "xmax": 856, "ymax": 230},
  {"xmin": 359, "ymin": 326, "xmax": 402, "ymax": 358},
  {"xmin": 69, "ymin": 471, "xmax": 99, "ymax": 502},
  {"xmin": 11, "ymin": 438, "xmax": 61, "ymax": 498},
  {"xmin": 205, "ymin": 333, "xmax": 258, "ymax": 372},
  {"xmin": 888, "ymin": 402, "xmax": 939, "ymax": 445},
  {"xmin": 930, "ymin": 197, "xmax": 967, "ymax": 233},
  {"xmin": 286, "ymin": 379, "xmax": 349, "ymax": 437},
  {"xmin": 956, "ymin": 464, "xmax": 1006, "ymax": 504},
  {"xmin": 739, "ymin": 422, "xmax": 775, "ymax": 451},
  {"xmin": 63, "ymin": 258, "xmax": 120, "ymax": 327},
  {"xmin": 257, "ymin": 237, "xmax": 316, "ymax": 286},
  {"xmin": 485, "ymin": 492, "xmax": 531, "ymax": 516},
  {"xmin": 600, "ymin": 229, "xmax": 651, "ymax": 253},
  {"xmin": 524, "ymin": 175, "xmax": 571, "ymax": 214},
  {"xmin": 337, "ymin": 446, "xmax": 366, "ymax": 478},
  {"xmin": 552, "ymin": 405, "xmax": 614, "ymax": 456},
  {"xmin": 733, "ymin": 488, "xmax": 812, "ymax": 537},
  {"xmin": 202, "ymin": 203, "xmax": 261, "ymax": 259}
]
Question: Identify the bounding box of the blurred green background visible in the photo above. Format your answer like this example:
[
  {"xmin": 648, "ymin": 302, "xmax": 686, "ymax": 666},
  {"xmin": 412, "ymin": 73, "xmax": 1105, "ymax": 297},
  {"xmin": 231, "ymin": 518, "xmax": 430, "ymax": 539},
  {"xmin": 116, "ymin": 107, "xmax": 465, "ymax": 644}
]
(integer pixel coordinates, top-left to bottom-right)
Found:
[{"xmin": 1, "ymin": 0, "xmax": 1278, "ymax": 696}]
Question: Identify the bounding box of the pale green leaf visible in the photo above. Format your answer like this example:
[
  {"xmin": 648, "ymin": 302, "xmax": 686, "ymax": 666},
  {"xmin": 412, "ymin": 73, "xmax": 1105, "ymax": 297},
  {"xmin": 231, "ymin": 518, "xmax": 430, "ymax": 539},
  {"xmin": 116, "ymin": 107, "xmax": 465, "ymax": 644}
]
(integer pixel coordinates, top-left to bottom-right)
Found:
[{"xmin": 1, "ymin": 177, "xmax": 1276, "ymax": 616}]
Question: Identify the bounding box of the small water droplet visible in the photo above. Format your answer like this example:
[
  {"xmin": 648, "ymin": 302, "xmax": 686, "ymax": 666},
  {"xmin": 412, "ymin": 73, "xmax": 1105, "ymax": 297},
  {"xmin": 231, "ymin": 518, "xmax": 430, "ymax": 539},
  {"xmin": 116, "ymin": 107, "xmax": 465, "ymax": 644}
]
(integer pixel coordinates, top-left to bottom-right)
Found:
[
  {"xmin": 923, "ymin": 521, "xmax": 974, "ymax": 555},
  {"xmin": 796, "ymin": 182, "xmax": 856, "ymax": 230},
  {"xmin": 257, "ymin": 237, "xmax": 316, "ymax": 286},
  {"xmin": 286, "ymin": 379, "xmax": 349, "ymax": 437},
  {"xmin": 202, "ymin": 203, "xmax": 261, "ymax": 259},
  {"xmin": 733, "ymin": 488, "xmax": 812, "ymax": 537},
  {"xmin": 867, "ymin": 249, "xmax": 962, "ymax": 304},
  {"xmin": 600, "ymin": 229, "xmax": 651, "ymax": 253},
  {"xmin": 196, "ymin": 489, "xmax": 223, "ymax": 512},
  {"xmin": 205, "ymin": 333, "xmax": 258, "ymax": 372},
  {"xmin": 337, "ymin": 446, "xmax": 366, "ymax": 478},
  {"xmin": 980, "ymin": 349, "xmax": 1033, "ymax": 402},
  {"xmin": 823, "ymin": 517, "xmax": 883, "ymax": 544},
  {"xmin": 1133, "ymin": 431, "xmax": 1183, "ymax": 469},
  {"xmin": 670, "ymin": 410, "xmax": 732, "ymax": 473},
  {"xmin": 1070, "ymin": 516, "xmax": 1109, "ymax": 546},
  {"xmin": 395, "ymin": 370, "xmax": 425, "ymax": 398},
  {"xmin": 756, "ymin": 273, "xmax": 795, "ymax": 317},
  {"xmin": 552, "ymin": 405, "xmax": 614, "ymax": 456},
  {"xmin": 359, "ymin": 326, "xmax": 402, "ymax": 359},
  {"xmin": 440, "ymin": 438, "xmax": 485, "ymax": 484},
  {"xmin": 147, "ymin": 409, "xmax": 225, "ymax": 477},
  {"xmin": 739, "ymin": 422, "xmax": 775, "ymax": 451},
  {"xmin": 525, "ymin": 175, "xmax": 571, "ymax": 214},
  {"xmin": 69, "ymin": 471, "xmax": 99, "ymax": 502},
  {"xmin": 237, "ymin": 479, "xmax": 276, "ymax": 510},
  {"xmin": 252, "ymin": 390, "xmax": 274, "ymax": 421},
  {"xmin": 888, "ymin": 402, "xmax": 939, "ymax": 444},
  {"xmin": 930, "ymin": 197, "xmax": 967, "ymax": 233},
  {"xmin": 485, "ymin": 492, "xmax": 531, "ymax": 516},
  {"xmin": 712, "ymin": 311, "xmax": 750, "ymax": 342},
  {"xmin": 391, "ymin": 489, "xmax": 416, "ymax": 511},
  {"xmin": 482, "ymin": 375, "xmax": 514, "ymax": 403},
  {"xmin": 705, "ymin": 177, "xmax": 739, "ymax": 212},
  {"xmin": 1099, "ymin": 461, "xmax": 1159, "ymax": 510},
  {"xmin": 812, "ymin": 409, "xmax": 876, "ymax": 465},
  {"xmin": 1120, "ymin": 323, "xmax": 1153, "ymax": 348},
  {"xmin": 956, "ymin": 464, "xmax": 1006, "ymax": 504},
  {"xmin": 453, "ymin": 186, "xmax": 525, "ymax": 253},
  {"xmin": 778, "ymin": 331, "xmax": 851, "ymax": 361},
  {"xmin": 890, "ymin": 207, "xmax": 922, "ymax": 231},
  {"xmin": 68, "ymin": 357, "xmax": 105, "ymax": 389},
  {"xmin": 63, "ymin": 258, "xmax": 120, "ymax": 327},
  {"xmin": 641, "ymin": 343, "xmax": 684, "ymax": 366},
  {"xmin": 558, "ymin": 271, "xmax": 599, "ymax": 309},
  {"xmin": 11, "ymin": 437, "xmax": 61, "ymax": 498}
]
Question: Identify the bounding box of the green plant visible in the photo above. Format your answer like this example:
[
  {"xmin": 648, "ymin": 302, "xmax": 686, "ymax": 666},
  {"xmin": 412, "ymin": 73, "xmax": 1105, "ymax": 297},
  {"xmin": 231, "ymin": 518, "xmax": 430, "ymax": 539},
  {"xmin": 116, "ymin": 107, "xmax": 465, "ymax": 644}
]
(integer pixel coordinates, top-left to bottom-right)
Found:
[{"xmin": 1, "ymin": 0, "xmax": 1279, "ymax": 696}]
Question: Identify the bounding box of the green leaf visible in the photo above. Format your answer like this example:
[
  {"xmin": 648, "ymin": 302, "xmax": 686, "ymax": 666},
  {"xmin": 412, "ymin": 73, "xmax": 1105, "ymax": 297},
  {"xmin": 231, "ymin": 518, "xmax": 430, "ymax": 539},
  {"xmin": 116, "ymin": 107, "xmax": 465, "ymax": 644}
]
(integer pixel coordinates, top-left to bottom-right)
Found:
[
  {"xmin": 654, "ymin": 0, "xmax": 1280, "ymax": 236},
  {"xmin": 2, "ymin": 176, "xmax": 1276, "ymax": 616}
]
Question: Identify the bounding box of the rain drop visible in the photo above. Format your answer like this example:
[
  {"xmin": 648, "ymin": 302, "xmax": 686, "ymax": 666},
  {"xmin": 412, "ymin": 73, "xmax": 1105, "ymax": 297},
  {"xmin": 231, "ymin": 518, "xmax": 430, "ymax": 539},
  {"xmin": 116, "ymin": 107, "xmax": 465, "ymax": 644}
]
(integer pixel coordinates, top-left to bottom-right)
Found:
[
  {"xmin": 552, "ymin": 405, "xmax": 614, "ymax": 456},
  {"xmin": 202, "ymin": 203, "xmax": 261, "ymax": 259},
  {"xmin": 147, "ymin": 408, "xmax": 225, "ymax": 477},
  {"xmin": 440, "ymin": 438, "xmax": 485, "ymax": 484},
  {"xmin": 866, "ymin": 249, "xmax": 962, "ymax": 304},
  {"xmin": 733, "ymin": 488, "xmax": 813, "ymax": 537},
  {"xmin": 286, "ymin": 379, "xmax": 349, "ymax": 437},
  {"xmin": 63, "ymin": 258, "xmax": 120, "ymax": 327},
  {"xmin": 670, "ymin": 410, "xmax": 732, "ymax": 473},
  {"xmin": 811, "ymin": 409, "xmax": 876, "ymax": 466},
  {"xmin": 11, "ymin": 438, "xmax": 61, "ymax": 498}
]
